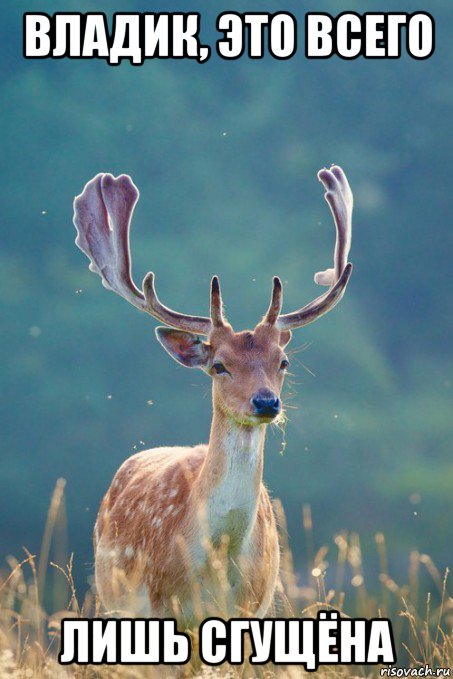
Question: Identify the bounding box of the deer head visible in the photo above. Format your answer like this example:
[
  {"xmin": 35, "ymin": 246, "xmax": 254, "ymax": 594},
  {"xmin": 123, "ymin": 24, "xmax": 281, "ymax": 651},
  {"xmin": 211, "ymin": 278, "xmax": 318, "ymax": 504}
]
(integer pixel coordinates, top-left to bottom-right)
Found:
[{"xmin": 73, "ymin": 166, "xmax": 353, "ymax": 426}]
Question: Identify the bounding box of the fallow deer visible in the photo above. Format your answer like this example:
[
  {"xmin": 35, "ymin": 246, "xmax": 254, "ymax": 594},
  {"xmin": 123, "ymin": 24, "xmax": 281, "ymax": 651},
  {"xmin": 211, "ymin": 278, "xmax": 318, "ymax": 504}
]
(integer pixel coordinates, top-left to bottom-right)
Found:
[{"xmin": 73, "ymin": 165, "xmax": 353, "ymax": 623}]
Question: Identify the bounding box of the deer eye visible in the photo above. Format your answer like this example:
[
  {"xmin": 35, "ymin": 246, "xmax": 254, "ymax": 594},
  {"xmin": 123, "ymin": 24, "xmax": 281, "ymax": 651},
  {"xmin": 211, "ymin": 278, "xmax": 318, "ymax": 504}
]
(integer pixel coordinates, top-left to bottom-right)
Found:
[
  {"xmin": 213, "ymin": 362, "xmax": 228, "ymax": 375},
  {"xmin": 280, "ymin": 359, "xmax": 290, "ymax": 371}
]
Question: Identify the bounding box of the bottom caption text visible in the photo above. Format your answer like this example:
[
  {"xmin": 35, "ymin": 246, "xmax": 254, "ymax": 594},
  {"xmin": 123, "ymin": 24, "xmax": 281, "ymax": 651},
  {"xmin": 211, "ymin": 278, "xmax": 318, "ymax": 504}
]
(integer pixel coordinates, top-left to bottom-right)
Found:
[{"xmin": 59, "ymin": 610, "xmax": 398, "ymax": 670}]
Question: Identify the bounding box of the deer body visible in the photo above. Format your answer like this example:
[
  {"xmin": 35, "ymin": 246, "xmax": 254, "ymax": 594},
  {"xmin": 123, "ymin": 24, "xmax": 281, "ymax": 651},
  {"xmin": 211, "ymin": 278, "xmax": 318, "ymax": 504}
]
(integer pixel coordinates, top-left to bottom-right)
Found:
[
  {"xmin": 74, "ymin": 165, "xmax": 354, "ymax": 620},
  {"xmin": 94, "ymin": 428, "xmax": 278, "ymax": 620}
]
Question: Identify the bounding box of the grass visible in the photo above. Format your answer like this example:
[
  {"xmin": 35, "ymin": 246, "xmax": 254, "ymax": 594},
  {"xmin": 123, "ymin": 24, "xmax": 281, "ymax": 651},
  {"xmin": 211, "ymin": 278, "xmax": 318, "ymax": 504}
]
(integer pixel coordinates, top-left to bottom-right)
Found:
[{"xmin": 0, "ymin": 481, "xmax": 451, "ymax": 677}]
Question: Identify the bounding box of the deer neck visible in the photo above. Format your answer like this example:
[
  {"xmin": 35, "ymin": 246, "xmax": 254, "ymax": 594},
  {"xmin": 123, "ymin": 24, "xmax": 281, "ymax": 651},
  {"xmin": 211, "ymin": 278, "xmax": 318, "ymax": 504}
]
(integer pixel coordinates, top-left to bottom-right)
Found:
[{"xmin": 195, "ymin": 408, "xmax": 266, "ymax": 551}]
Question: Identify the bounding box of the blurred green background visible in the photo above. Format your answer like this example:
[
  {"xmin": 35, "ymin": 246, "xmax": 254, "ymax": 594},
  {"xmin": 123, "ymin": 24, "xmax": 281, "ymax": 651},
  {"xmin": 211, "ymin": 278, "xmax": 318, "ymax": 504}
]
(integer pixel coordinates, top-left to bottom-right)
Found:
[{"xmin": 1, "ymin": 0, "xmax": 452, "ymax": 594}]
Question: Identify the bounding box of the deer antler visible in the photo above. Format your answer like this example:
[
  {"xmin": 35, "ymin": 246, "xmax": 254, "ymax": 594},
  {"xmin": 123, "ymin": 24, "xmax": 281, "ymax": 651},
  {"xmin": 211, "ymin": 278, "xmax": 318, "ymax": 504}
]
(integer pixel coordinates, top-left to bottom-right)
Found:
[
  {"xmin": 74, "ymin": 173, "xmax": 213, "ymax": 335},
  {"xmin": 75, "ymin": 167, "xmax": 352, "ymax": 336},
  {"xmin": 272, "ymin": 165, "xmax": 353, "ymax": 330},
  {"xmin": 74, "ymin": 173, "xmax": 145, "ymax": 310}
]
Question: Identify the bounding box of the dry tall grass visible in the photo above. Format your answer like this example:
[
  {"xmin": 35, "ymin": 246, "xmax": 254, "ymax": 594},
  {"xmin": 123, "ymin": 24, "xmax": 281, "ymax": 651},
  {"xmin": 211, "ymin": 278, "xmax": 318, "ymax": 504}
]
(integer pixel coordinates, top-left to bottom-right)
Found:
[{"xmin": 0, "ymin": 481, "xmax": 451, "ymax": 677}]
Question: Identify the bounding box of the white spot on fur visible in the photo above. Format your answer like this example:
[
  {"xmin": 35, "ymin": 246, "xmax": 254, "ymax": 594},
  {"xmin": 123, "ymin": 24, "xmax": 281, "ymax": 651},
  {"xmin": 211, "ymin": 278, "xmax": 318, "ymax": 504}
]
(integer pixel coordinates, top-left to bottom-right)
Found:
[
  {"xmin": 169, "ymin": 488, "xmax": 178, "ymax": 499},
  {"xmin": 125, "ymin": 545, "xmax": 134, "ymax": 558}
]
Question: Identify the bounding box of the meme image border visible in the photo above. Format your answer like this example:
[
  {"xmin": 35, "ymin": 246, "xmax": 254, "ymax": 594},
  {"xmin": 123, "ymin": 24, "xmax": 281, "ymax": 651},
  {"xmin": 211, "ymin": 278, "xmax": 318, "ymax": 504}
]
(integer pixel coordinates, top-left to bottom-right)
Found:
[{"xmin": 0, "ymin": 3, "xmax": 450, "ymax": 677}]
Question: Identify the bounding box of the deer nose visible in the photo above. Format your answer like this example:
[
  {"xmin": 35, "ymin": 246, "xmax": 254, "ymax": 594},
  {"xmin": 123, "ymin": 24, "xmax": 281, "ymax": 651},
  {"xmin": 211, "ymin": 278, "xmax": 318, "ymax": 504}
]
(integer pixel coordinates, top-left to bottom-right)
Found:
[{"xmin": 251, "ymin": 389, "xmax": 281, "ymax": 417}]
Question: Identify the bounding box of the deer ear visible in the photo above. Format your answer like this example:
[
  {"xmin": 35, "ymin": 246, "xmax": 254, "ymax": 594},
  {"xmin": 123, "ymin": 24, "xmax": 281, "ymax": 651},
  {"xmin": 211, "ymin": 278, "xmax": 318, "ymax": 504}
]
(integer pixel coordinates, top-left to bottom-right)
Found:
[
  {"xmin": 155, "ymin": 327, "xmax": 210, "ymax": 369},
  {"xmin": 279, "ymin": 330, "xmax": 292, "ymax": 348}
]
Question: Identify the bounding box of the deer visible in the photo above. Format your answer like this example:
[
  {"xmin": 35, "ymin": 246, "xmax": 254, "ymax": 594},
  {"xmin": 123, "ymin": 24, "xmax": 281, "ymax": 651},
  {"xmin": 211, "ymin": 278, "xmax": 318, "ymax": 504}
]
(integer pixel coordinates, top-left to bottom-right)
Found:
[{"xmin": 73, "ymin": 165, "xmax": 353, "ymax": 624}]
